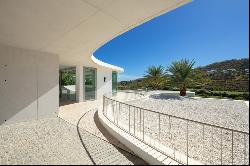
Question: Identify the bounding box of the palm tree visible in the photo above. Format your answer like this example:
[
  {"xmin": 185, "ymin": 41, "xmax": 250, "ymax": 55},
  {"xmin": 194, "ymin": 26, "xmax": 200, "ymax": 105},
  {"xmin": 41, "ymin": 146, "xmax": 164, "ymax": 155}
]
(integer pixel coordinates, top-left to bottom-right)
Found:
[
  {"xmin": 144, "ymin": 65, "xmax": 166, "ymax": 90},
  {"xmin": 167, "ymin": 59, "xmax": 195, "ymax": 96}
]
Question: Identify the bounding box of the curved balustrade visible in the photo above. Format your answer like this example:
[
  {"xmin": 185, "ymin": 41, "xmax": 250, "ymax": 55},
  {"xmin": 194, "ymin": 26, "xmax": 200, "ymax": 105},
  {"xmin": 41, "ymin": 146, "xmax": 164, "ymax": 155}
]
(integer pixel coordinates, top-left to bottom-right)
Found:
[
  {"xmin": 102, "ymin": 92, "xmax": 249, "ymax": 165},
  {"xmin": 105, "ymin": 90, "xmax": 147, "ymax": 102}
]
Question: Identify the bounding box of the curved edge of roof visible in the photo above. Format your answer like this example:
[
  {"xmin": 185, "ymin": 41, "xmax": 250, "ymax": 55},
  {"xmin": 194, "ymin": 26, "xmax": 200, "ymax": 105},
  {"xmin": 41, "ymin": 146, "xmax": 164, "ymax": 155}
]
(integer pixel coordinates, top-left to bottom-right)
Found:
[
  {"xmin": 90, "ymin": 0, "xmax": 192, "ymax": 73},
  {"xmin": 91, "ymin": 55, "xmax": 124, "ymax": 73}
]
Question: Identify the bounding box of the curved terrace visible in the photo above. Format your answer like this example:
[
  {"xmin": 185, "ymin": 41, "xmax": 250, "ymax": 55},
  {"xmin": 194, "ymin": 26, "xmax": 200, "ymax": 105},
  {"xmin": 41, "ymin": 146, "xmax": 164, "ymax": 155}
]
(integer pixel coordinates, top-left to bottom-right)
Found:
[{"xmin": 1, "ymin": 0, "xmax": 248, "ymax": 165}]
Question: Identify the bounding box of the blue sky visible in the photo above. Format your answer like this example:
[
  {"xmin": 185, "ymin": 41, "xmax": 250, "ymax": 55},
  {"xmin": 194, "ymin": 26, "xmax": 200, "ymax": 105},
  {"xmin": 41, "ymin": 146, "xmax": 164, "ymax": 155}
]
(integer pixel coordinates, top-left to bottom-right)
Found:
[{"xmin": 95, "ymin": 0, "xmax": 249, "ymax": 81}]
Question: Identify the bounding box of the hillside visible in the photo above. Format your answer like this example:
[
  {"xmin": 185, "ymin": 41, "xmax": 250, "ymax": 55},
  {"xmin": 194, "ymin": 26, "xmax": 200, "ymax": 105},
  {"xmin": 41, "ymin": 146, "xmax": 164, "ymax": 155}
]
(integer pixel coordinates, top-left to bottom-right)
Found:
[
  {"xmin": 198, "ymin": 58, "xmax": 249, "ymax": 73},
  {"xmin": 197, "ymin": 58, "xmax": 249, "ymax": 91}
]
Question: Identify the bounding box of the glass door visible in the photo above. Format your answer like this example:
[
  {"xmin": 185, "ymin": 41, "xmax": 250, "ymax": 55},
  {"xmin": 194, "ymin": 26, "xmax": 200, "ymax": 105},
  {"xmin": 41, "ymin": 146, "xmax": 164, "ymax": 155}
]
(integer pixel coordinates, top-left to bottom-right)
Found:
[
  {"xmin": 84, "ymin": 67, "xmax": 96, "ymax": 100},
  {"xmin": 59, "ymin": 67, "xmax": 76, "ymax": 106}
]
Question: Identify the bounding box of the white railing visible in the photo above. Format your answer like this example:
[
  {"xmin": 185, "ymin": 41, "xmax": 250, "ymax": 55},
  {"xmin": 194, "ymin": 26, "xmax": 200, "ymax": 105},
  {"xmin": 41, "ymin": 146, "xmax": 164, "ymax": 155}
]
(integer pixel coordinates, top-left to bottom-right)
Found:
[{"xmin": 102, "ymin": 93, "xmax": 249, "ymax": 165}]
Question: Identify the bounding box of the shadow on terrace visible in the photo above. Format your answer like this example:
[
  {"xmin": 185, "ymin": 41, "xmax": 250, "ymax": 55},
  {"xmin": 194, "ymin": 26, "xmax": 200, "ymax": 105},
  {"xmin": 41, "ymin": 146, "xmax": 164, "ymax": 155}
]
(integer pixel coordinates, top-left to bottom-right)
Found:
[{"xmin": 76, "ymin": 109, "xmax": 147, "ymax": 165}]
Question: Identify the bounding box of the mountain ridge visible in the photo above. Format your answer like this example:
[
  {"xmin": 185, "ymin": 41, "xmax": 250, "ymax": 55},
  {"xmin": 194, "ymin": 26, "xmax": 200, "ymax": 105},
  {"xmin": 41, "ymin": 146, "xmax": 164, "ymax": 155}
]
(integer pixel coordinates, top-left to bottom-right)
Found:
[{"xmin": 197, "ymin": 58, "xmax": 249, "ymax": 73}]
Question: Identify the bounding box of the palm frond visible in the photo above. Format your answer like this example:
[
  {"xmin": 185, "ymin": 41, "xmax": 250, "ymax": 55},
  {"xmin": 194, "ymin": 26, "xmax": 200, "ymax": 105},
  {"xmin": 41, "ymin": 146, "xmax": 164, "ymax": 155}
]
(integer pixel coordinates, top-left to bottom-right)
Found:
[{"xmin": 167, "ymin": 59, "xmax": 195, "ymax": 86}]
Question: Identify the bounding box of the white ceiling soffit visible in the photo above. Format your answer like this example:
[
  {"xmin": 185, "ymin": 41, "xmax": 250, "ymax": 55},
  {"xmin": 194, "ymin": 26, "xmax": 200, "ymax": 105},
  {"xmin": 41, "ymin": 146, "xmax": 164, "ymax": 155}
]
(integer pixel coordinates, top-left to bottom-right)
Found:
[{"xmin": 0, "ymin": 0, "xmax": 191, "ymax": 72}]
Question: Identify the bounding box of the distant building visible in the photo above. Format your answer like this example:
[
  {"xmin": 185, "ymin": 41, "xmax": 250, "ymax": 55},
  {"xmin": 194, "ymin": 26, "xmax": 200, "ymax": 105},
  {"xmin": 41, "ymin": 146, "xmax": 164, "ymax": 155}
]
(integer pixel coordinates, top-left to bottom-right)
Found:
[
  {"xmin": 245, "ymin": 69, "xmax": 249, "ymax": 76},
  {"xmin": 222, "ymin": 68, "xmax": 236, "ymax": 73},
  {"xmin": 222, "ymin": 69, "xmax": 237, "ymax": 77},
  {"xmin": 207, "ymin": 70, "xmax": 217, "ymax": 76}
]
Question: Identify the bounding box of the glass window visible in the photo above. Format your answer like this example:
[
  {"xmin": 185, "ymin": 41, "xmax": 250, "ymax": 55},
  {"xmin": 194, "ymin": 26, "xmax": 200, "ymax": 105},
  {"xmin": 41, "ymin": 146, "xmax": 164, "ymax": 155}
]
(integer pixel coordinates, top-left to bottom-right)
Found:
[
  {"xmin": 84, "ymin": 67, "xmax": 96, "ymax": 100},
  {"xmin": 112, "ymin": 71, "xmax": 118, "ymax": 93}
]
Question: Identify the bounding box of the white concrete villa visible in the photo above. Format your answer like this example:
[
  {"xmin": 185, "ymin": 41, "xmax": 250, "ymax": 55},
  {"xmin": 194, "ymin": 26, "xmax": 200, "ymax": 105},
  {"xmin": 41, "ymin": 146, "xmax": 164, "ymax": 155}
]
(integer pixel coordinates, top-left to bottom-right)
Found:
[
  {"xmin": 0, "ymin": 0, "xmax": 249, "ymax": 165},
  {"xmin": 0, "ymin": 0, "xmax": 190, "ymax": 124}
]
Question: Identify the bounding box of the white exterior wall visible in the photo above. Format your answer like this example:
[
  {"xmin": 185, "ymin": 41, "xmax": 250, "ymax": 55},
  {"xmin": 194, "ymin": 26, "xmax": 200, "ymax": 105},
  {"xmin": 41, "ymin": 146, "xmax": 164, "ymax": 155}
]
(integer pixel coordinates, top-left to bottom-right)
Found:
[
  {"xmin": 75, "ymin": 66, "xmax": 112, "ymax": 101},
  {"xmin": 96, "ymin": 68, "xmax": 113, "ymax": 100},
  {"xmin": 76, "ymin": 66, "xmax": 84, "ymax": 102},
  {"xmin": 0, "ymin": 44, "xmax": 59, "ymax": 124}
]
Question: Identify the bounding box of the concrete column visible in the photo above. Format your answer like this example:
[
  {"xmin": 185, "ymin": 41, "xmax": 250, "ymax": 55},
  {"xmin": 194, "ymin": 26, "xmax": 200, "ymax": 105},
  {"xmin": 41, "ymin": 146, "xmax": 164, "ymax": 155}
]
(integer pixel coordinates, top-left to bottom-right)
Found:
[{"xmin": 76, "ymin": 66, "xmax": 84, "ymax": 102}]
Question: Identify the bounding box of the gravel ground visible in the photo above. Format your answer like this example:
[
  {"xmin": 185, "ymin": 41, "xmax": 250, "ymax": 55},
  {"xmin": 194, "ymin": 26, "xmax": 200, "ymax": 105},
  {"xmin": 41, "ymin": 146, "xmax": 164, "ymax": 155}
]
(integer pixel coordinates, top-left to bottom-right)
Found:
[
  {"xmin": 0, "ymin": 117, "xmax": 146, "ymax": 165},
  {"xmin": 104, "ymin": 92, "xmax": 249, "ymax": 165},
  {"xmin": 127, "ymin": 94, "xmax": 249, "ymax": 132}
]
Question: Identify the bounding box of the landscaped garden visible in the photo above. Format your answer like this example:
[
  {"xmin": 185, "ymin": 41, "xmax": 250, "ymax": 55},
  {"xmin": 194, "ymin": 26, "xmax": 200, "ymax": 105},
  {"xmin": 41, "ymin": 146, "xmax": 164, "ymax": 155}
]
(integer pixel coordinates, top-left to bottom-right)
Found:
[
  {"xmin": 110, "ymin": 58, "xmax": 249, "ymax": 164},
  {"xmin": 118, "ymin": 58, "xmax": 249, "ymax": 100}
]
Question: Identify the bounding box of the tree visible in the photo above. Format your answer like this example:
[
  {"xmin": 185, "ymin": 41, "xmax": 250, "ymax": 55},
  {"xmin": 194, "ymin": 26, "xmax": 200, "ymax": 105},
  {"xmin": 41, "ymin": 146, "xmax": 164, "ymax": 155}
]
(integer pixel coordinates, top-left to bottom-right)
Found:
[
  {"xmin": 61, "ymin": 71, "xmax": 75, "ymax": 85},
  {"xmin": 167, "ymin": 59, "xmax": 195, "ymax": 96},
  {"xmin": 144, "ymin": 65, "xmax": 166, "ymax": 90},
  {"xmin": 188, "ymin": 69, "xmax": 212, "ymax": 89}
]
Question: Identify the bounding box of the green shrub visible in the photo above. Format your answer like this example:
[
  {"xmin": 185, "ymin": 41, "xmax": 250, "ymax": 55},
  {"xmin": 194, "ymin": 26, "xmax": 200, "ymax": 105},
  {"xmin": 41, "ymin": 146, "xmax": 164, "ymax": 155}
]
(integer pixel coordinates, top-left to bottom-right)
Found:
[
  {"xmin": 195, "ymin": 89, "xmax": 249, "ymax": 100},
  {"xmin": 228, "ymin": 94, "xmax": 237, "ymax": 99},
  {"xmin": 221, "ymin": 92, "xmax": 228, "ymax": 97},
  {"xmin": 195, "ymin": 89, "xmax": 208, "ymax": 95},
  {"xmin": 234, "ymin": 96, "xmax": 244, "ymax": 100},
  {"xmin": 212, "ymin": 92, "xmax": 220, "ymax": 96},
  {"xmin": 242, "ymin": 93, "xmax": 249, "ymax": 100}
]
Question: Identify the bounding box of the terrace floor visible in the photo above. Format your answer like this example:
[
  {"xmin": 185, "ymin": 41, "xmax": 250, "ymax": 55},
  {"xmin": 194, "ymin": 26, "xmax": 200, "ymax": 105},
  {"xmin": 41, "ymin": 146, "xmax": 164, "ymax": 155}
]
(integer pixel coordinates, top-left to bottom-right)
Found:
[
  {"xmin": 2, "ymin": 91, "xmax": 248, "ymax": 165},
  {"xmin": 58, "ymin": 100, "xmax": 136, "ymax": 154},
  {"xmin": 0, "ymin": 100, "xmax": 146, "ymax": 165}
]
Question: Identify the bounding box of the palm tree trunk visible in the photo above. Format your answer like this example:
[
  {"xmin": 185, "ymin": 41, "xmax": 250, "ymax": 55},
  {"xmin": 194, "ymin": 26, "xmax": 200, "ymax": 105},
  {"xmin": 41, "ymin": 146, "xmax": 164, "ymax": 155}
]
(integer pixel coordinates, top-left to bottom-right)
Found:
[{"xmin": 180, "ymin": 85, "xmax": 187, "ymax": 96}]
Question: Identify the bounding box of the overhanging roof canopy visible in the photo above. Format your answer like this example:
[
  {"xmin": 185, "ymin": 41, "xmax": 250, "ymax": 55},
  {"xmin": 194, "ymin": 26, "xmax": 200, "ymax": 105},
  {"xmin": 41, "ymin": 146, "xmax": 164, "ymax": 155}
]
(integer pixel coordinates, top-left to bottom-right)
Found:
[{"xmin": 0, "ymin": 0, "xmax": 191, "ymax": 72}]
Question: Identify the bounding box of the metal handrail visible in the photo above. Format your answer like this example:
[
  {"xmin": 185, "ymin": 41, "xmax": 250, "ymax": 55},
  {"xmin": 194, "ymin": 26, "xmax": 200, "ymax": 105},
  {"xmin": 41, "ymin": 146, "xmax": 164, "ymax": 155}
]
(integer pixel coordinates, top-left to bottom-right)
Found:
[
  {"xmin": 116, "ymin": 90, "xmax": 147, "ymax": 96},
  {"xmin": 105, "ymin": 95, "xmax": 249, "ymax": 135},
  {"xmin": 103, "ymin": 93, "xmax": 249, "ymax": 165}
]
